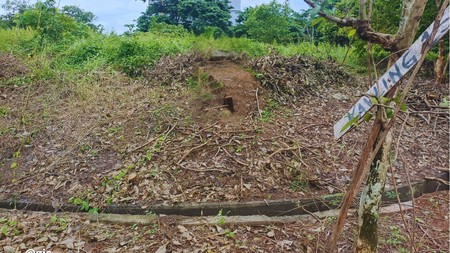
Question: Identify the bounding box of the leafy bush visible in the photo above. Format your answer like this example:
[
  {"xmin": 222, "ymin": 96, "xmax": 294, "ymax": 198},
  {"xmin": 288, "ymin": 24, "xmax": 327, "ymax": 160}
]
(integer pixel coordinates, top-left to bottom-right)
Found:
[
  {"xmin": 63, "ymin": 35, "xmax": 104, "ymax": 66},
  {"xmin": 144, "ymin": 18, "xmax": 190, "ymax": 37},
  {"xmin": 194, "ymin": 36, "xmax": 271, "ymax": 58}
]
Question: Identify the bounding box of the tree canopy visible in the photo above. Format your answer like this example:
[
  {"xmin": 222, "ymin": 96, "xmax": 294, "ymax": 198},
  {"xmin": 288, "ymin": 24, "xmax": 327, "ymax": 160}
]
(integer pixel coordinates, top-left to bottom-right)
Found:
[
  {"xmin": 0, "ymin": 0, "xmax": 28, "ymax": 28},
  {"xmin": 136, "ymin": 0, "xmax": 232, "ymax": 35},
  {"xmin": 233, "ymin": 1, "xmax": 301, "ymax": 44},
  {"xmin": 0, "ymin": 0, "xmax": 98, "ymax": 45},
  {"xmin": 61, "ymin": 5, "xmax": 101, "ymax": 31}
]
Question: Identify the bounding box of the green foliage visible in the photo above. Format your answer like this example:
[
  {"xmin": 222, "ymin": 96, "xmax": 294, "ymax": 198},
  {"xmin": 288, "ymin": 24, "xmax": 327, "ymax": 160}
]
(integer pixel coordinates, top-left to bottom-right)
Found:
[
  {"xmin": 0, "ymin": 107, "xmax": 10, "ymax": 118},
  {"xmin": 235, "ymin": 1, "xmax": 301, "ymax": 44},
  {"xmin": 440, "ymin": 96, "xmax": 449, "ymax": 107},
  {"xmin": 194, "ymin": 36, "xmax": 270, "ymax": 58},
  {"xmin": 0, "ymin": 28, "xmax": 36, "ymax": 53},
  {"xmin": 69, "ymin": 197, "xmax": 99, "ymax": 213},
  {"xmin": 112, "ymin": 168, "xmax": 128, "ymax": 181},
  {"xmin": 322, "ymin": 193, "xmax": 344, "ymax": 206},
  {"xmin": 385, "ymin": 190, "xmax": 397, "ymax": 199},
  {"xmin": 101, "ymin": 165, "xmax": 135, "ymax": 205},
  {"xmin": 0, "ymin": 217, "xmax": 22, "ymax": 237},
  {"xmin": 386, "ymin": 225, "xmax": 407, "ymax": 245},
  {"xmin": 363, "ymin": 113, "xmax": 373, "ymax": 122},
  {"xmin": 14, "ymin": 1, "xmax": 89, "ymax": 45},
  {"xmin": 290, "ymin": 178, "xmax": 309, "ymax": 192},
  {"xmin": 61, "ymin": 5, "xmax": 100, "ymax": 31},
  {"xmin": 104, "ymin": 32, "xmax": 193, "ymax": 76},
  {"xmin": 142, "ymin": 18, "xmax": 190, "ymax": 37},
  {"xmin": 146, "ymin": 223, "xmax": 159, "ymax": 235},
  {"xmin": 0, "ymin": 0, "xmax": 29, "ymax": 28},
  {"xmin": 48, "ymin": 215, "xmax": 68, "ymax": 231},
  {"xmin": 340, "ymin": 115, "xmax": 359, "ymax": 133},
  {"xmin": 0, "ymin": 5, "xmax": 364, "ymax": 83},
  {"xmin": 223, "ymin": 228, "xmax": 236, "ymax": 238},
  {"xmin": 137, "ymin": 0, "xmax": 231, "ymax": 35},
  {"xmin": 216, "ymin": 209, "xmax": 230, "ymax": 226},
  {"xmin": 260, "ymin": 99, "xmax": 279, "ymax": 122}
]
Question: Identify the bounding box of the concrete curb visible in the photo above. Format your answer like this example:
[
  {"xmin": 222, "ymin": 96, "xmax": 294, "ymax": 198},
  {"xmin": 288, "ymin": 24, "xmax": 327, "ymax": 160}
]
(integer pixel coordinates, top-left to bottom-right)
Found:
[{"xmin": 0, "ymin": 172, "xmax": 447, "ymax": 217}]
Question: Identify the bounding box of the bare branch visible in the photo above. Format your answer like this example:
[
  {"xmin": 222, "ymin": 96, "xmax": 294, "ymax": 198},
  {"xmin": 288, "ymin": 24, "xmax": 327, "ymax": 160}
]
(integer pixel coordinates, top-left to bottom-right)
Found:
[
  {"xmin": 356, "ymin": 22, "xmax": 402, "ymax": 50},
  {"xmin": 304, "ymin": 0, "xmax": 358, "ymax": 26},
  {"xmin": 304, "ymin": 0, "xmax": 401, "ymax": 51}
]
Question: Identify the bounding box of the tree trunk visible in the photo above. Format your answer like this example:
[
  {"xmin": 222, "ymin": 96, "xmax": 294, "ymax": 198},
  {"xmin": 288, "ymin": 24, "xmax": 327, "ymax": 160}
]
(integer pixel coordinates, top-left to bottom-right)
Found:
[
  {"xmin": 396, "ymin": 0, "xmax": 429, "ymax": 50},
  {"xmin": 356, "ymin": 130, "xmax": 393, "ymax": 252},
  {"xmin": 434, "ymin": 39, "xmax": 447, "ymax": 84},
  {"xmin": 354, "ymin": 1, "xmax": 431, "ymax": 251}
]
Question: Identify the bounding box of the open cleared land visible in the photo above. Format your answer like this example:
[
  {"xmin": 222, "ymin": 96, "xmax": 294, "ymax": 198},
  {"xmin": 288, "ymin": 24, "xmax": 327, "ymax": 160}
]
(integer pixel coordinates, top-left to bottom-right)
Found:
[{"xmin": 0, "ymin": 30, "xmax": 448, "ymax": 252}]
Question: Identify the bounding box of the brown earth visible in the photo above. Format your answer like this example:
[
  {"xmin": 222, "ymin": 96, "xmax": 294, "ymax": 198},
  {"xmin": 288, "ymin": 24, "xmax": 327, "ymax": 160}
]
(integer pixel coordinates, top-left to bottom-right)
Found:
[
  {"xmin": 0, "ymin": 53, "xmax": 449, "ymax": 253},
  {"xmin": 0, "ymin": 53, "xmax": 27, "ymax": 80},
  {"xmin": 0, "ymin": 54, "xmax": 448, "ymax": 211}
]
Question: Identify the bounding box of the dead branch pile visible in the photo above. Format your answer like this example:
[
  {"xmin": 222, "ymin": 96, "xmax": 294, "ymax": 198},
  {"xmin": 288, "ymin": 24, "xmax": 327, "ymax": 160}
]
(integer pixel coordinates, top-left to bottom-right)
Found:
[
  {"xmin": 0, "ymin": 53, "xmax": 28, "ymax": 79},
  {"xmin": 407, "ymin": 79, "xmax": 449, "ymax": 122},
  {"xmin": 143, "ymin": 52, "xmax": 204, "ymax": 87},
  {"xmin": 249, "ymin": 54, "xmax": 354, "ymax": 103}
]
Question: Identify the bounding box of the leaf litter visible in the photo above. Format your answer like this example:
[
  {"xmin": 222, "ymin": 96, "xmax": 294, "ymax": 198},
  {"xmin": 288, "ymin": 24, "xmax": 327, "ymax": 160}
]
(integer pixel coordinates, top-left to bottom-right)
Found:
[
  {"xmin": 0, "ymin": 53, "xmax": 448, "ymax": 251},
  {"xmin": 0, "ymin": 190, "xmax": 448, "ymax": 252}
]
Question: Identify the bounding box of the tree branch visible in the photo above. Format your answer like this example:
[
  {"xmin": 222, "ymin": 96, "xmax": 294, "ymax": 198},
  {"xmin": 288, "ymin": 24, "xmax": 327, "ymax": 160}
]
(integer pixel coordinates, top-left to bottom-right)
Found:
[
  {"xmin": 304, "ymin": 0, "xmax": 400, "ymax": 51},
  {"xmin": 304, "ymin": 0, "xmax": 358, "ymax": 26}
]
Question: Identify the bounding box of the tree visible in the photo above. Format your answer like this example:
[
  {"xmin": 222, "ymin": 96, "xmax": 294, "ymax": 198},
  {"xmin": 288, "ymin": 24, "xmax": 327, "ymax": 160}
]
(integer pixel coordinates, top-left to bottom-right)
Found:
[
  {"xmin": 304, "ymin": 0, "xmax": 448, "ymax": 252},
  {"xmin": 305, "ymin": 0, "xmax": 430, "ymax": 56},
  {"xmin": 136, "ymin": 0, "xmax": 232, "ymax": 35},
  {"xmin": 136, "ymin": 0, "xmax": 181, "ymax": 31},
  {"xmin": 61, "ymin": 5, "xmax": 101, "ymax": 31},
  {"xmin": 0, "ymin": 0, "xmax": 28, "ymax": 28},
  {"xmin": 14, "ymin": 0, "xmax": 90, "ymax": 44},
  {"xmin": 234, "ymin": 1, "xmax": 302, "ymax": 44}
]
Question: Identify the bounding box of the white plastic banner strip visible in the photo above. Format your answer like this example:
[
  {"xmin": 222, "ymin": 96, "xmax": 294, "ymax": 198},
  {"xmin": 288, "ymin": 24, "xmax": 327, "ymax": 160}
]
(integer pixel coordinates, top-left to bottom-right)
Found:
[{"xmin": 334, "ymin": 6, "xmax": 450, "ymax": 139}]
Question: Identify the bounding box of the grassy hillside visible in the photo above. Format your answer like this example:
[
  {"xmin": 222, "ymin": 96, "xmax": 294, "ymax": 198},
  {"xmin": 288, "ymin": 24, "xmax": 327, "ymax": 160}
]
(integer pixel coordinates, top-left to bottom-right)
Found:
[{"xmin": 0, "ymin": 24, "xmax": 365, "ymax": 88}]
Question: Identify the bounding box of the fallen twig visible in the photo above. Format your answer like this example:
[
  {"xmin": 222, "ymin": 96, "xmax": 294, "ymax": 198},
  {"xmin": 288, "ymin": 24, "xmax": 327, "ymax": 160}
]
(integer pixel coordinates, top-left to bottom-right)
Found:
[
  {"xmin": 424, "ymin": 176, "xmax": 450, "ymax": 186},
  {"xmin": 409, "ymin": 110, "xmax": 449, "ymax": 115},
  {"xmin": 392, "ymin": 113, "xmax": 414, "ymax": 249},
  {"xmin": 300, "ymin": 206, "xmax": 322, "ymax": 222},
  {"xmin": 223, "ymin": 148, "xmax": 250, "ymax": 167},
  {"xmin": 267, "ymin": 146, "xmax": 299, "ymax": 160},
  {"xmin": 177, "ymin": 139, "xmax": 212, "ymax": 164},
  {"xmin": 127, "ymin": 123, "xmax": 177, "ymax": 153},
  {"xmin": 418, "ymin": 224, "xmax": 442, "ymax": 250},
  {"xmin": 256, "ymin": 88, "xmax": 262, "ymax": 118},
  {"xmin": 298, "ymin": 123, "xmax": 327, "ymax": 132},
  {"xmin": 178, "ymin": 164, "xmax": 229, "ymax": 174}
]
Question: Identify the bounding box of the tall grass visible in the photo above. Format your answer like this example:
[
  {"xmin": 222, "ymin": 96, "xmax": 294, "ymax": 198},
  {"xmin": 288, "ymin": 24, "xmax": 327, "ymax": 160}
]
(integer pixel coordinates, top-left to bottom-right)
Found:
[
  {"xmin": 0, "ymin": 26, "xmax": 365, "ymax": 84},
  {"xmin": 0, "ymin": 28, "xmax": 36, "ymax": 53}
]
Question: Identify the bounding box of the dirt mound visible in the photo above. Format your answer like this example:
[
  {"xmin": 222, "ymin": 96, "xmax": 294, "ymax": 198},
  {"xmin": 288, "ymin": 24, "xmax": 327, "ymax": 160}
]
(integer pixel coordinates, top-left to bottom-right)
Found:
[
  {"xmin": 143, "ymin": 52, "xmax": 204, "ymax": 87},
  {"xmin": 143, "ymin": 53, "xmax": 354, "ymax": 107},
  {"xmin": 249, "ymin": 54, "xmax": 354, "ymax": 103},
  {"xmin": 194, "ymin": 60, "xmax": 266, "ymax": 119},
  {"xmin": 145, "ymin": 54, "xmax": 266, "ymax": 121},
  {"xmin": 0, "ymin": 53, "xmax": 27, "ymax": 80},
  {"xmin": 2, "ymin": 51, "xmax": 446, "ymax": 214}
]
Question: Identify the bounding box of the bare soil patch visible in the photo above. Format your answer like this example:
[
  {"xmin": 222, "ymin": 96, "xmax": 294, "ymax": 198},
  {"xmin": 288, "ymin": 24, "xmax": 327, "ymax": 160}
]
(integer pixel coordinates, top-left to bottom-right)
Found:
[{"xmin": 0, "ymin": 53, "xmax": 27, "ymax": 80}]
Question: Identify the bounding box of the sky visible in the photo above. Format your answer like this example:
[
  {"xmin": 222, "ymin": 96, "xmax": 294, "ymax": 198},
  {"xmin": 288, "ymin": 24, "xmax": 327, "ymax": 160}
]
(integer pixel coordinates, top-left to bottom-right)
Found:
[{"xmin": 6, "ymin": 0, "xmax": 309, "ymax": 34}]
